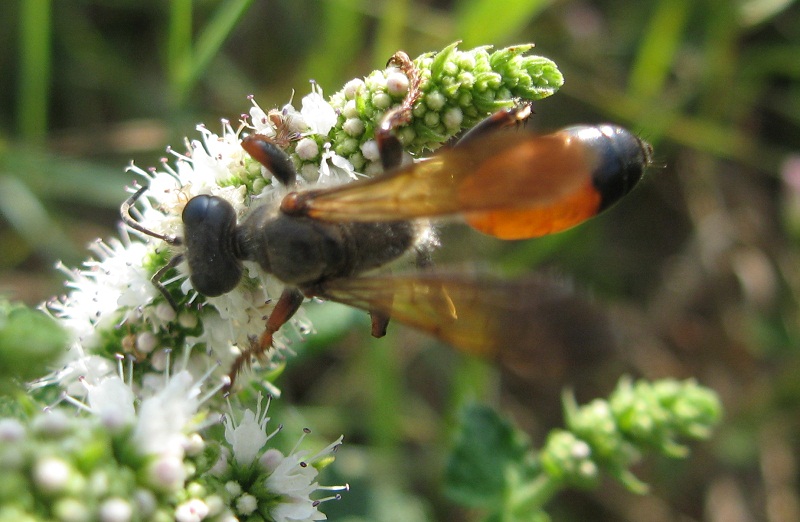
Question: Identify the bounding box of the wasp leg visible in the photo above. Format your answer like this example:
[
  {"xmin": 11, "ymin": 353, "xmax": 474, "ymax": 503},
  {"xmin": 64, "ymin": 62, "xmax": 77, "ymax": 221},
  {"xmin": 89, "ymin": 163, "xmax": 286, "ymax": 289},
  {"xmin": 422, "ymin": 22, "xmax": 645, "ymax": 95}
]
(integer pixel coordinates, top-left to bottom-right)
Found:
[
  {"xmin": 121, "ymin": 184, "xmax": 186, "ymax": 309},
  {"xmin": 368, "ymin": 231, "xmax": 438, "ymax": 339},
  {"xmin": 151, "ymin": 253, "xmax": 184, "ymax": 310},
  {"xmin": 363, "ymin": 51, "xmax": 424, "ymax": 335},
  {"xmin": 370, "ymin": 310, "xmax": 391, "ymax": 338},
  {"xmin": 375, "ymin": 51, "xmax": 423, "ymax": 170},
  {"xmin": 455, "ymin": 103, "xmax": 534, "ymax": 146},
  {"xmin": 225, "ymin": 287, "xmax": 305, "ymax": 392}
]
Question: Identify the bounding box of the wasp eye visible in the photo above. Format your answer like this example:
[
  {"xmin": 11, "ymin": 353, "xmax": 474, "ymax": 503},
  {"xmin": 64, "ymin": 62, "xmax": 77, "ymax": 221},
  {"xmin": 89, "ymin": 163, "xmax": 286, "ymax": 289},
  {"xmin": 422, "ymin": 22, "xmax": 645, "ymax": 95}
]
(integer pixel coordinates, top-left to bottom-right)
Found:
[
  {"xmin": 183, "ymin": 195, "xmax": 217, "ymax": 225},
  {"xmin": 182, "ymin": 195, "xmax": 244, "ymax": 297}
]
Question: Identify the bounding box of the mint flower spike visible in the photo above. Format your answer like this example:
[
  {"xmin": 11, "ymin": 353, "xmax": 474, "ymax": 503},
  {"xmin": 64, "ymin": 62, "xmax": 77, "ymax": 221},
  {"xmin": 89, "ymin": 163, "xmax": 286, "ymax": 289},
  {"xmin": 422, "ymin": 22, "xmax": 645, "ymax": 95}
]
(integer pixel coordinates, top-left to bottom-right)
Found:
[
  {"xmin": 305, "ymin": 42, "xmax": 563, "ymax": 177},
  {"xmin": 43, "ymin": 41, "xmax": 563, "ymax": 402},
  {"xmin": 21, "ymin": 41, "xmax": 564, "ymax": 521},
  {"xmin": 556, "ymin": 394, "xmax": 649, "ymax": 495},
  {"xmin": 555, "ymin": 377, "xmax": 722, "ymax": 495},
  {"xmin": 609, "ymin": 378, "xmax": 723, "ymax": 457}
]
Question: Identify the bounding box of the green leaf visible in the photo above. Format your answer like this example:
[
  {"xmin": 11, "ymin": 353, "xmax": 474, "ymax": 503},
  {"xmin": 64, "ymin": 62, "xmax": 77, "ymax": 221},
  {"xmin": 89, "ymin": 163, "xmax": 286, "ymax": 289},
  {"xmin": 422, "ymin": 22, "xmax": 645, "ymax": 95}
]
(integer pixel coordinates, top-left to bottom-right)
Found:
[
  {"xmin": 430, "ymin": 41, "xmax": 460, "ymax": 81},
  {"xmin": 0, "ymin": 299, "xmax": 66, "ymax": 394},
  {"xmin": 444, "ymin": 403, "xmax": 530, "ymax": 508}
]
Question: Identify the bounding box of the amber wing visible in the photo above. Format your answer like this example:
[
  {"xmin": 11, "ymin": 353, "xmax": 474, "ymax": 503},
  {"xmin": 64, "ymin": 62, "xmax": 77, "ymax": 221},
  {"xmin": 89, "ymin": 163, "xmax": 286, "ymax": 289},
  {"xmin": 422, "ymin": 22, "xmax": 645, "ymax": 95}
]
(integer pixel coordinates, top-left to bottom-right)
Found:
[
  {"xmin": 292, "ymin": 130, "xmax": 598, "ymax": 238},
  {"xmin": 315, "ymin": 272, "xmax": 616, "ymax": 372}
]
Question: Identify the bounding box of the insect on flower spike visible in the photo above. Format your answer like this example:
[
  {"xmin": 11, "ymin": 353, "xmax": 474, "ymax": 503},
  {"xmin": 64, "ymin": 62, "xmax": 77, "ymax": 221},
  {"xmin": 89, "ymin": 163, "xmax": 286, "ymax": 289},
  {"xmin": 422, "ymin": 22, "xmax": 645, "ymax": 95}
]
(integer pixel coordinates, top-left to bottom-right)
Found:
[{"xmin": 118, "ymin": 46, "xmax": 647, "ymax": 391}]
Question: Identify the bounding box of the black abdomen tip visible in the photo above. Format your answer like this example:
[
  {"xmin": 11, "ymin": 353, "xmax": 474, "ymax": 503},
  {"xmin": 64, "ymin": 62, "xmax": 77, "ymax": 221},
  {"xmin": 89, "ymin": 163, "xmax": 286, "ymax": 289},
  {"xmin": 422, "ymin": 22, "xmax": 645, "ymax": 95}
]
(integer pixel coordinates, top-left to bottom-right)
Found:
[{"xmin": 565, "ymin": 124, "xmax": 653, "ymax": 211}]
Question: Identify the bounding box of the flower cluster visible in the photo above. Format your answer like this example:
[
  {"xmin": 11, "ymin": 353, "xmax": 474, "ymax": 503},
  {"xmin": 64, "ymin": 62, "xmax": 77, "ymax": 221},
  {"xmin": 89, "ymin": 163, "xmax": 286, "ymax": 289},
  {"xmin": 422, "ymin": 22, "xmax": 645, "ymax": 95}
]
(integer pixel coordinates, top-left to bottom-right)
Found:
[
  {"xmin": 301, "ymin": 42, "xmax": 563, "ymax": 176},
  {"xmin": 208, "ymin": 396, "xmax": 347, "ymax": 521},
  {"xmin": 444, "ymin": 377, "xmax": 722, "ymax": 519},
  {"xmin": 7, "ymin": 43, "xmax": 564, "ymax": 521},
  {"xmin": 0, "ymin": 372, "xmax": 344, "ymax": 521},
  {"xmin": 1, "ymin": 368, "xmax": 211, "ymax": 522},
  {"xmin": 539, "ymin": 378, "xmax": 723, "ymax": 493},
  {"xmin": 41, "ymin": 43, "xmax": 562, "ymax": 395}
]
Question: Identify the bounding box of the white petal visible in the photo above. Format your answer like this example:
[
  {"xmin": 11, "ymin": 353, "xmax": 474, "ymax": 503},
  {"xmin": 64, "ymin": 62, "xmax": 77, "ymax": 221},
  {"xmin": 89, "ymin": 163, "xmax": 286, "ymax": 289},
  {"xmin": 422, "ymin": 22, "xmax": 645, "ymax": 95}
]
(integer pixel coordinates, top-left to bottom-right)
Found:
[{"xmin": 301, "ymin": 91, "xmax": 337, "ymax": 136}]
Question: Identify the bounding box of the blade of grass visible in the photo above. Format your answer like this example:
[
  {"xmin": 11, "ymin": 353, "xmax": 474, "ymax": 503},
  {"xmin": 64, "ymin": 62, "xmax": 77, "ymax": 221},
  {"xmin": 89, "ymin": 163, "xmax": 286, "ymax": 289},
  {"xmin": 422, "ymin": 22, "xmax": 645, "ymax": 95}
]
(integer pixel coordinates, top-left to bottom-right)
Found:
[
  {"xmin": 0, "ymin": 176, "xmax": 78, "ymax": 262},
  {"xmin": 699, "ymin": 1, "xmax": 739, "ymax": 120},
  {"xmin": 455, "ymin": 0, "xmax": 553, "ymax": 47},
  {"xmin": 372, "ymin": 0, "xmax": 410, "ymax": 67},
  {"xmin": 628, "ymin": 0, "xmax": 691, "ymax": 102},
  {"xmin": 17, "ymin": 0, "xmax": 51, "ymax": 141},
  {"xmin": 172, "ymin": 0, "xmax": 256, "ymax": 106},
  {"xmin": 302, "ymin": 0, "xmax": 366, "ymax": 91},
  {"xmin": 168, "ymin": 0, "xmax": 193, "ymax": 104}
]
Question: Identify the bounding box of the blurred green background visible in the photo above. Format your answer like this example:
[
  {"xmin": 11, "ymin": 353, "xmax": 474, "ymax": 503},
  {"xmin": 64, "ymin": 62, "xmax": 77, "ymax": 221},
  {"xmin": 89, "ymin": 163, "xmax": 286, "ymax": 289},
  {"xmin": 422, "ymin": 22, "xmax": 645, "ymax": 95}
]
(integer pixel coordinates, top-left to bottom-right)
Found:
[{"xmin": 2, "ymin": 0, "xmax": 800, "ymax": 520}]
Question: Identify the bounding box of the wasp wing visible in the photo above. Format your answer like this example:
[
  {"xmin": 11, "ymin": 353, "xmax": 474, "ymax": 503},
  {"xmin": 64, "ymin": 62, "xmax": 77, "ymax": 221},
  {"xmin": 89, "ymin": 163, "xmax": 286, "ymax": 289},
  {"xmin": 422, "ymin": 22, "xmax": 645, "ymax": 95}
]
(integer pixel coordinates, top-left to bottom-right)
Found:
[
  {"xmin": 292, "ymin": 130, "xmax": 601, "ymax": 240},
  {"xmin": 314, "ymin": 272, "xmax": 616, "ymax": 374}
]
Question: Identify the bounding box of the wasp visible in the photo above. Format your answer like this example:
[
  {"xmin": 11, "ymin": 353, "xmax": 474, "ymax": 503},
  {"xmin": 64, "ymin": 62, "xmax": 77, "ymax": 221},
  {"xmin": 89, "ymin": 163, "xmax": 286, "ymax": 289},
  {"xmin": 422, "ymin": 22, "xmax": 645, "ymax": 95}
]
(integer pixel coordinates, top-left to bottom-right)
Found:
[{"xmin": 122, "ymin": 59, "xmax": 652, "ymax": 391}]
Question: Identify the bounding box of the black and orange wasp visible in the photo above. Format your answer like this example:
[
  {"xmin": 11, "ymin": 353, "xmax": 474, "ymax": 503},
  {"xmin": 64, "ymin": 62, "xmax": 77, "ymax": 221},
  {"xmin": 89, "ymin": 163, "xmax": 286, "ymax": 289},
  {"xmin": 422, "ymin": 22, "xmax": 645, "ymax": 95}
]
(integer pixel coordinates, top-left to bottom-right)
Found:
[{"xmin": 122, "ymin": 54, "xmax": 652, "ymax": 391}]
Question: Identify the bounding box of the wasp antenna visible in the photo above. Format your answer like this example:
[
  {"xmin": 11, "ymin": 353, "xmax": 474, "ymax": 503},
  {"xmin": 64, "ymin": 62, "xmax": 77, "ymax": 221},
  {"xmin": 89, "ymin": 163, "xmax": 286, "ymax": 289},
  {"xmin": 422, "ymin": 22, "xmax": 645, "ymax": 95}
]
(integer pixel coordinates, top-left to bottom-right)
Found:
[{"xmin": 120, "ymin": 185, "xmax": 182, "ymax": 246}]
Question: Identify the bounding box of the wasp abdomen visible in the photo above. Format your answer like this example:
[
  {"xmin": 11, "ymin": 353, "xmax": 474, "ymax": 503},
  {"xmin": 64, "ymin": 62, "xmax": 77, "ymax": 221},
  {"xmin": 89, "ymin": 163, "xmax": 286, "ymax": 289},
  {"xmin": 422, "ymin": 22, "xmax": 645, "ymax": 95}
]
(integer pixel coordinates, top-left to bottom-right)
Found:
[{"xmin": 562, "ymin": 124, "xmax": 652, "ymax": 211}]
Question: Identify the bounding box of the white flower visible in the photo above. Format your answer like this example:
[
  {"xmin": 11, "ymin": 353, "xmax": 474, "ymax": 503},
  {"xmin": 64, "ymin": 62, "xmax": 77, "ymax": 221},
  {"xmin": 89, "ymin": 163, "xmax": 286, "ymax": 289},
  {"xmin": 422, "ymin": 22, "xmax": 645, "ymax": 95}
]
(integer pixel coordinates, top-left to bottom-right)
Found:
[
  {"xmin": 220, "ymin": 397, "xmax": 346, "ymax": 522},
  {"xmin": 146, "ymin": 454, "xmax": 186, "ymax": 492},
  {"xmin": 296, "ymin": 137, "xmax": 320, "ymax": 160},
  {"xmin": 48, "ymin": 238, "xmax": 156, "ymax": 350},
  {"xmin": 0, "ymin": 418, "xmax": 25, "ymax": 442},
  {"xmin": 262, "ymin": 434, "xmax": 345, "ymax": 522},
  {"xmin": 235, "ymin": 494, "xmax": 258, "ymax": 515},
  {"xmin": 223, "ymin": 395, "xmax": 272, "ymax": 466},
  {"xmin": 317, "ymin": 144, "xmax": 358, "ymax": 186},
  {"xmin": 99, "ymin": 498, "xmax": 133, "ymax": 522},
  {"xmin": 301, "ymin": 84, "xmax": 337, "ymax": 136},
  {"xmin": 33, "ymin": 457, "xmax": 72, "ymax": 494},
  {"xmin": 86, "ymin": 375, "xmax": 136, "ymax": 429},
  {"xmin": 133, "ymin": 370, "xmax": 201, "ymax": 458},
  {"xmin": 38, "ymin": 354, "xmax": 116, "ymax": 398},
  {"xmin": 175, "ymin": 498, "xmax": 210, "ymax": 522}
]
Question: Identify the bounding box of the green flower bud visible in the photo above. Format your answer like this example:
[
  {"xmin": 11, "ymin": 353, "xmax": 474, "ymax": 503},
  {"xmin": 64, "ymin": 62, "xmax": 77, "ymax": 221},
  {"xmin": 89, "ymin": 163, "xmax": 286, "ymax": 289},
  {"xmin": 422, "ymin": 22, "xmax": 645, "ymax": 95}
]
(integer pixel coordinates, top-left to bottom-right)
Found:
[
  {"xmin": 294, "ymin": 42, "xmax": 563, "ymax": 176},
  {"xmin": 653, "ymin": 379, "xmax": 723, "ymax": 440},
  {"xmin": 564, "ymin": 394, "xmax": 633, "ymax": 467},
  {"xmin": 610, "ymin": 378, "xmax": 722, "ymax": 458},
  {"xmin": 539, "ymin": 430, "xmax": 600, "ymax": 489}
]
